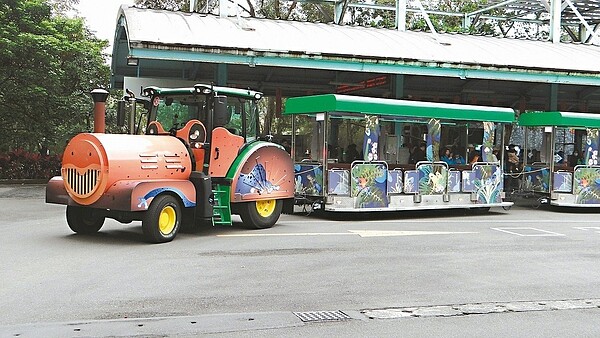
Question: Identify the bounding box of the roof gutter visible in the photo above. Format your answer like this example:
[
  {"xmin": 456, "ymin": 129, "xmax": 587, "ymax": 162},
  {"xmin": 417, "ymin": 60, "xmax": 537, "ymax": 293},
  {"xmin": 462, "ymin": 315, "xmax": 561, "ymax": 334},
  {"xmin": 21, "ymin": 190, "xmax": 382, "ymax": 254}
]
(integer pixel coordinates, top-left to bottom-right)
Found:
[{"xmin": 128, "ymin": 46, "xmax": 600, "ymax": 87}]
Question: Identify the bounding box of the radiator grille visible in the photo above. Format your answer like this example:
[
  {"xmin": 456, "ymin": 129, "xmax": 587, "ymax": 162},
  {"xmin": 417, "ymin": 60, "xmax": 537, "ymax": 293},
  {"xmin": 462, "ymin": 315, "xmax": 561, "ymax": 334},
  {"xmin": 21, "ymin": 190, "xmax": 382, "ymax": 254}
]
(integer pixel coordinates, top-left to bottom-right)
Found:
[{"xmin": 64, "ymin": 167, "xmax": 101, "ymax": 197}]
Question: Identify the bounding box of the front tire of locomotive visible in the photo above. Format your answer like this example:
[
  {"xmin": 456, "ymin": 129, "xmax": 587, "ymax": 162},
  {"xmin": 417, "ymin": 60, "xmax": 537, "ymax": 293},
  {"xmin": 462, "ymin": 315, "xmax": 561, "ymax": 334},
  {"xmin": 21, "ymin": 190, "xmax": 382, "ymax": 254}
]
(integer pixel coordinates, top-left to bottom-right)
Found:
[
  {"xmin": 239, "ymin": 199, "xmax": 282, "ymax": 229},
  {"xmin": 142, "ymin": 195, "xmax": 182, "ymax": 243},
  {"xmin": 66, "ymin": 205, "xmax": 105, "ymax": 234}
]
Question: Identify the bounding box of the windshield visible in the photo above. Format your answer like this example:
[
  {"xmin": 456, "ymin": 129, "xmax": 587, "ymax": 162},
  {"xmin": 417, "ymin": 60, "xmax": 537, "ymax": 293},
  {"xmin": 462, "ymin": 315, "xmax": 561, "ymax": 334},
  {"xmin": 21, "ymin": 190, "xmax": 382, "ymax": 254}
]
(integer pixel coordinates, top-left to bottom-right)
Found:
[{"xmin": 153, "ymin": 95, "xmax": 259, "ymax": 141}]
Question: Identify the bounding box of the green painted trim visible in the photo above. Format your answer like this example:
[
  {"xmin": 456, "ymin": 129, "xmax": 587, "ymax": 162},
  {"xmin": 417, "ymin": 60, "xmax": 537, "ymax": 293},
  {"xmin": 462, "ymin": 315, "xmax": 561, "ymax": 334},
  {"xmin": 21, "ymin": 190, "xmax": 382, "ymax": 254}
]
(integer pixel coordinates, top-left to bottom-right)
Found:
[
  {"xmin": 225, "ymin": 141, "xmax": 284, "ymax": 180},
  {"xmin": 129, "ymin": 48, "xmax": 600, "ymax": 86},
  {"xmin": 144, "ymin": 83, "xmax": 262, "ymax": 100},
  {"xmin": 518, "ymin": 111, "xmax": 600, "ymax": 129},
  {"xmin": 283, "ymin": 94, "xmax": 515, "ymax": 123}
]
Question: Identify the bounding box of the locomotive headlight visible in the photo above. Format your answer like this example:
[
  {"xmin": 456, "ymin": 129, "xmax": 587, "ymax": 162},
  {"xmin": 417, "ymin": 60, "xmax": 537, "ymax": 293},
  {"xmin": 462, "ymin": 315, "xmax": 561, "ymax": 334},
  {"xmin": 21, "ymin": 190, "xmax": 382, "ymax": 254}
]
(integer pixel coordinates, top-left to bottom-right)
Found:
[{"xmin": 194, "ymin": 86, "xmax": 212, "ymax": 95}]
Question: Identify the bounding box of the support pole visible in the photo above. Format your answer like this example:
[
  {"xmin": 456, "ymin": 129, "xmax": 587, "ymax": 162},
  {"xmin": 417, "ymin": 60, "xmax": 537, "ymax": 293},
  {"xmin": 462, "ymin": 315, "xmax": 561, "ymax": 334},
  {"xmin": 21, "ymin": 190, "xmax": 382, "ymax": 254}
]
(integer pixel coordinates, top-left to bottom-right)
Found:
[
  {"xmin": 396, "ymin": 0, "xmax": 406, "ymax": 31},
  {"xmin": 550, "ymin": 0, "xmax": 562, "ymax": 43}
]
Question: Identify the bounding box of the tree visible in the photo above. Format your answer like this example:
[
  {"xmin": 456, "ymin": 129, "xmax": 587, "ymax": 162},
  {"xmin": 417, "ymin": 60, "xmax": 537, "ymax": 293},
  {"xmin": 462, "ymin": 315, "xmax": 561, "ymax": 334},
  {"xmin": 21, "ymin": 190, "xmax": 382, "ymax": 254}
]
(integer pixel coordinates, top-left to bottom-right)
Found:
[{"xmin": 0, "ymin": 0, "xmax": 110, "ymax": 153}]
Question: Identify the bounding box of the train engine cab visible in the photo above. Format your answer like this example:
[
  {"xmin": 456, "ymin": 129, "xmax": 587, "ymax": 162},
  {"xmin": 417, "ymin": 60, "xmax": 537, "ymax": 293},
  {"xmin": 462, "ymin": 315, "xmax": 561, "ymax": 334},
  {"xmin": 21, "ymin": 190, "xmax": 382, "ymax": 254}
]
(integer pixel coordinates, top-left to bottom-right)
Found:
[{"xmin": 47, "ymin": 84, "xmax": 294, "ymax": 243}]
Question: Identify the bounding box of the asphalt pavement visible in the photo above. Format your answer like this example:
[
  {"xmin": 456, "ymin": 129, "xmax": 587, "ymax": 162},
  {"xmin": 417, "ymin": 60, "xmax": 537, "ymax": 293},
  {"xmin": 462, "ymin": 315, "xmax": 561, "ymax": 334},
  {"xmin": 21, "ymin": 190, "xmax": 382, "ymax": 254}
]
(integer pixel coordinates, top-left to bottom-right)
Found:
[{"xmin": 1, "ymin": 184, "xmax": 600, "ymax": 337}]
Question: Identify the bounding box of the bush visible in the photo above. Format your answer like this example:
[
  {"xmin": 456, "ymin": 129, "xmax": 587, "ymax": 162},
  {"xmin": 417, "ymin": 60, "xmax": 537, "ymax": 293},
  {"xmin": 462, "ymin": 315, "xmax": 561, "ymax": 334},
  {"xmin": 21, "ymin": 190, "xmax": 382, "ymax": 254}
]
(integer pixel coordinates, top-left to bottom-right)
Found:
[{"xmin": 0, "ymin": 149, "xmax": 61, "ymax": 180}]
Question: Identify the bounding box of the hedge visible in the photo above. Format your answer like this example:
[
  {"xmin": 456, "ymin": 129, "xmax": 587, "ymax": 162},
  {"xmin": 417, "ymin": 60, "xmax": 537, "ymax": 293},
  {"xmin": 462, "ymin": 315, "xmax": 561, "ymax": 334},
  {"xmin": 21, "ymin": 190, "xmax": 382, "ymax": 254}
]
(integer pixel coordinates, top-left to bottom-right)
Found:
[{"xmin": 0, "ymin": 150, "xmax": 61, "ymax": 180}]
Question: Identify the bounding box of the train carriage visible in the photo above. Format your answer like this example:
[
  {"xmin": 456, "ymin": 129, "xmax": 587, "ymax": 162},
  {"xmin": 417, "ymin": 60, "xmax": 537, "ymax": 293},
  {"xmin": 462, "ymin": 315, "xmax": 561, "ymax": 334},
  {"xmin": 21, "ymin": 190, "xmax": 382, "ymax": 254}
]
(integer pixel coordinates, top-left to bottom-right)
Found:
[
  {"xmin": 516, "ymin": 111, "xmax": 600, "ymax": 207},
  {"xmin": 284, "ymin": 94, "xmax": 515, "ymax": 213}
]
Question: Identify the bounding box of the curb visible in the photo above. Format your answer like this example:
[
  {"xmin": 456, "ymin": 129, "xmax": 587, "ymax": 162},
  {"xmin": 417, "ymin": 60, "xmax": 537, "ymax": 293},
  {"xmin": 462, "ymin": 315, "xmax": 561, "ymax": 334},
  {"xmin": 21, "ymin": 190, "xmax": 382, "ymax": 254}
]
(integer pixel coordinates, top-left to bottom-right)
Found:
[{"xmin": 0, "ymin": 179, "xmax": 49, "ymax": 185}]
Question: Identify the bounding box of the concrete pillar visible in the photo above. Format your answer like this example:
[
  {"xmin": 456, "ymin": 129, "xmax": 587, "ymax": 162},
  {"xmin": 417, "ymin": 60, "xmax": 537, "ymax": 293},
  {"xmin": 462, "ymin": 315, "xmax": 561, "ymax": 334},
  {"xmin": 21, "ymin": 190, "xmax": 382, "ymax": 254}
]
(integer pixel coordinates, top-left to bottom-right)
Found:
[
  {"xmin": 550, "ymin": 83, "xmax": 559, "ymax": 111},
  {"xmin": 216, "ymin": 64, "xmax": 228, "ymax": 86},
  {"xmin": 393, "ymin": 74, "xmax": 405, "ymax": 99}
]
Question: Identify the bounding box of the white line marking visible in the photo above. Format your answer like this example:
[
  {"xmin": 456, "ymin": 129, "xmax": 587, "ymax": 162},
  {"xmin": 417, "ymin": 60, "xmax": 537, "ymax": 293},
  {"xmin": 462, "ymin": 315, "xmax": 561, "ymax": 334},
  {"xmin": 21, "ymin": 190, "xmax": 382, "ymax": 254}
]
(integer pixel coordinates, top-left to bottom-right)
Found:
[
  {"xmin": 573, "ymin": 227, "xmax": 600, "ymax": 234},
  {"xmin": 218, "ymin": 230, "xmax": 478, "ymax": 238},
  {"xmin": 218, "ymin": 232, "xmax": 353, "ymax": 237},
  {"xmin": 348, "ymin": 230, "xmax": 478, "ymax": 237},
  {"xmin": 281, "ymin": 219, "xmax": 599, "ymax": 225},
  {"xmin": 491, "ymin": 227, "xmax": 566, "ymax": 237}
]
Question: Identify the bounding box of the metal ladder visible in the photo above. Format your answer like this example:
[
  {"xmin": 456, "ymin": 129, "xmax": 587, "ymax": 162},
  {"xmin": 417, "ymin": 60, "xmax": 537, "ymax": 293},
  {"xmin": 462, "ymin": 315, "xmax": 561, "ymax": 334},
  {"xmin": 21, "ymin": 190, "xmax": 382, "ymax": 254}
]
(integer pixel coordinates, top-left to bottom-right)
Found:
[{"xmin": 212, "ymin": 185, "xmax": 232, "ymax": 225}]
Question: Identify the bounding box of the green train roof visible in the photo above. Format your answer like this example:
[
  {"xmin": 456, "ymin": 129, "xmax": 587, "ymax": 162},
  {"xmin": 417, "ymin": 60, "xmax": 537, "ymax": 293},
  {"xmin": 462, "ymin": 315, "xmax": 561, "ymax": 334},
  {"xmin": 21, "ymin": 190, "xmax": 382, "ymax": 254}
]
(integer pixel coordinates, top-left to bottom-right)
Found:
[
  {"xmin": 142, "ymin": 83, "xmax": 263, "ymax": 100},
  {"xmin": 284, "ymin": 94, "xmax": 515, "ymax": 123},
  {"xmin": 518, "ymin": 111, "xmax": 600, "ymax": 129}
]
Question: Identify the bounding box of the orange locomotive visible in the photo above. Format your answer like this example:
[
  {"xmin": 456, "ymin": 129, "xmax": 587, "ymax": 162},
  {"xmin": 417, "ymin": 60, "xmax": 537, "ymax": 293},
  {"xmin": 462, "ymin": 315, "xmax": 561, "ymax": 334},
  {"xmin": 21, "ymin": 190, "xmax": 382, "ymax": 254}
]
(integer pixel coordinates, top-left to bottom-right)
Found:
[{"xmin": 47, "ymin": 85, "xmax": 294, "ymax": 243}]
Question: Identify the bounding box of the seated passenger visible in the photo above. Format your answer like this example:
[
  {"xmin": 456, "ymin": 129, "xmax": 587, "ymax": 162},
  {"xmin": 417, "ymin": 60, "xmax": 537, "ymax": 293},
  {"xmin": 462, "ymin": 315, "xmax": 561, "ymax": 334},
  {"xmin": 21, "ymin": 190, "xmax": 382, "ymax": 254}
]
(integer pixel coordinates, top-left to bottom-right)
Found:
[
  {"xmin": 568, "ymin": 150, "xmax": 584, "ymax": 167},
  {"xmin": 484, "ymin": 148, "xmax": 500, "ymax": 163},
  {"xmin": 506, "ymin": 150, "xmax": 520, "ymax": 173},
  {"xmin": 345, "ymin": 144, "xmax": 360, "ymax": 162},
  {"xmin": 468, "ymin": 150, "xmax": 481, "ymax": 165},
  {"xmin": 441, "ymin": 147, "xmax": 454, "ymax": 165},
  {"xmin": 453, "ymin": 152, "xmax": 466, "ymax": 165},
  {"xmin": 410, "ymin": 143, "xmax": 426, "ymax": 164}
]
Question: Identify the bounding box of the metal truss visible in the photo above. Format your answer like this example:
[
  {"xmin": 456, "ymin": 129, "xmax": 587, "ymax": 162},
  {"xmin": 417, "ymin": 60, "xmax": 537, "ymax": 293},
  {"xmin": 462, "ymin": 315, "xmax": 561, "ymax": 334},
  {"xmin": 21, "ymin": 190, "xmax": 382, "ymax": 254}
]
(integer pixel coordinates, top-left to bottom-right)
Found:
[{"xmin": 269, "ymin": 0, "xmax": 600, "ymax": 43}]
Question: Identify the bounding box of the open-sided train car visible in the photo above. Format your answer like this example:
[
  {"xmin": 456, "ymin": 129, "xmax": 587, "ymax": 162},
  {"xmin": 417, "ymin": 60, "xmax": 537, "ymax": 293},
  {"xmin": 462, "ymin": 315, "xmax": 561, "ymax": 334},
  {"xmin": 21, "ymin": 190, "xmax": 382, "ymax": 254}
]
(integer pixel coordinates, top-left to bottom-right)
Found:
[
  {"xmin": 284, "ymin": 94, "xmax": 515, "ymax": 212},
  {"xmin": 517, "ymin": 111, "xmax": 600, "ymax": 207}
]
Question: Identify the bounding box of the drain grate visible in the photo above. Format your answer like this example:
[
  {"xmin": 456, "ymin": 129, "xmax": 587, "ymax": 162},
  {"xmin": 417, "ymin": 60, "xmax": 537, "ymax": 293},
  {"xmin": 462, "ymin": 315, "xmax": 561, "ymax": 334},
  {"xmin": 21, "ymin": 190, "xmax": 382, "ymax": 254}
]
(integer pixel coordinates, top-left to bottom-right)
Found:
[{"xmin": 293, "ymin": 310, "xmax": 351, "ymax": 322}]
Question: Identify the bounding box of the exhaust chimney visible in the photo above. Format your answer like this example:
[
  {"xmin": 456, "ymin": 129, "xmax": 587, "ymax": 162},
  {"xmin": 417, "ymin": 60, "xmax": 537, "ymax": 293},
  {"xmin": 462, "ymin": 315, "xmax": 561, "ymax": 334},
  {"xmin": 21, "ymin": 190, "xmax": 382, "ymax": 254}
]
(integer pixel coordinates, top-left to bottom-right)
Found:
[{"xmin": 90, "ymin": 88, "xmax": 109, "ymax": 133}]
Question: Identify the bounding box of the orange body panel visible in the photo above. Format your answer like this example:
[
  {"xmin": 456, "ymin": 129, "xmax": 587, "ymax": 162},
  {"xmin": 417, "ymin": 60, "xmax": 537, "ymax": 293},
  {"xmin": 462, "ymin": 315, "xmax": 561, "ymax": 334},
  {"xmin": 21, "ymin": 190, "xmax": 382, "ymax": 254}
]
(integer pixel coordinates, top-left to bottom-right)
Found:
[
  {"xmin": 147, "ymin": 121, "xmax": 168, "ymax": 134},
  {"xmin": 231, "ymin": 143, "xmax": 295, "ymax": 202},
  {"xmin": 176, "ymin": 120, "xmax": 207, "ymax": 171},
  {"xmin": 209, "ymin": 127, "xmax": 244, "ymax": 177},
  {"xmin": 61, "ymin": 133, "xmax": 192, "ymax": 205}
]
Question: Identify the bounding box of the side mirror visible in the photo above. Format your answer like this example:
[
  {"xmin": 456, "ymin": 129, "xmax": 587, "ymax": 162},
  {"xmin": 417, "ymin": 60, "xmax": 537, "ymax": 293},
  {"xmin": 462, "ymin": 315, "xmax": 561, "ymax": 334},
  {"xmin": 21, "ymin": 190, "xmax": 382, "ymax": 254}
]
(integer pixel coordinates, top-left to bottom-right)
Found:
[
  {"xmin": 213, "ymin": 95, "xmax": 230, "ymax": 127},
  {"xmin": 116, "ymin": 100, "xmax": 126, "ymax": 127}
]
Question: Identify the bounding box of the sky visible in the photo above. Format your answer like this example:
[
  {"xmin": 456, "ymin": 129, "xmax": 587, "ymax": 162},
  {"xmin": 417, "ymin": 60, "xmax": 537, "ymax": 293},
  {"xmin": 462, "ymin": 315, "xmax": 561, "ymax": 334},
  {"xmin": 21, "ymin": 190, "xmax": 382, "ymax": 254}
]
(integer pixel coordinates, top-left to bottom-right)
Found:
[{"xmin": 74, "ymin": 0, "xmax": 135, "ymax": 48}]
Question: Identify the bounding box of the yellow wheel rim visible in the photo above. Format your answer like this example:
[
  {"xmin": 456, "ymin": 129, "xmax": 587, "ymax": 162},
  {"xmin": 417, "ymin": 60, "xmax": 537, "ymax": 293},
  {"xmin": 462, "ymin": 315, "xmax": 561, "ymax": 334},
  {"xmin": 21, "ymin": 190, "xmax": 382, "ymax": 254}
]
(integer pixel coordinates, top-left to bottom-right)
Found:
[
  {"xmin": 256, "ymin": 199, "xmax": 276, "ymax": 218},
  {"xmin": 158, "ymin": 205, "xmax": 176, "ymax": 235}
]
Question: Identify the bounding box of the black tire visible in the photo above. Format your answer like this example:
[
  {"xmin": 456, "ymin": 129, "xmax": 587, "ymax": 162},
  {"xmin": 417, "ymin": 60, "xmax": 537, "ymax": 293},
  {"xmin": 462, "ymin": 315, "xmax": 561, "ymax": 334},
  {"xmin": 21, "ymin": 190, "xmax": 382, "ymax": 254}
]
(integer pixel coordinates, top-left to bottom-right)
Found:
[
  {"xmin": 66, "ymin": 205, "xmax": 105, "ymax": 234},
  {"xmin": 142, "ymin": 195, "xmax": 182, "ymax": 243},
  {"xmin": 239, "ymin": 199, "xmax": 283, "ymax": 229}
]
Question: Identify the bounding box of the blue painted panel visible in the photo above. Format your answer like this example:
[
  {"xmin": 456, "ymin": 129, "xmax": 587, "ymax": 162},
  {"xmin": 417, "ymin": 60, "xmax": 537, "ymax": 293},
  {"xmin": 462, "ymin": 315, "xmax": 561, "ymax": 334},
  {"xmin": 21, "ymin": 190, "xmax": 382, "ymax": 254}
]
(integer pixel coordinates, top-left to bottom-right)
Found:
[
  {"xmin": 387, "ymin": 169, "xmax": 403, "ymax": 194},
  {"xmin": 448, "ymin": 171, "xmax": 461, "ymax": 193},
  {"xmin": 404, "ymin": 170, "xmax": 419, "ymax": 194},
  {"xmin": 328, "ymin": 169, "xmax": 350, "ymax": 195}
]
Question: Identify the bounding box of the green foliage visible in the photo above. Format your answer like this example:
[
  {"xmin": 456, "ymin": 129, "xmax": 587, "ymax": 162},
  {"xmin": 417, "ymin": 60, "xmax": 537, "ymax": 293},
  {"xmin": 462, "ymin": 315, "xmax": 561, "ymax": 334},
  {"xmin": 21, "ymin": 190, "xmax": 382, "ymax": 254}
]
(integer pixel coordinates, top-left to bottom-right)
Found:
[
  {"xmin": 135, "ymin": 0, "xmax": 188, "ymax": 11},
  {"xmin": 408, "ymin": 1, "xmax": 499, "ymax": 34},
  {"xmin": 346, "ymin": 0, "xmax": 396, "ymax": 28},
  {"xmin": 0, "ymin": 0, "xmax": 110, "ymax": 154}
]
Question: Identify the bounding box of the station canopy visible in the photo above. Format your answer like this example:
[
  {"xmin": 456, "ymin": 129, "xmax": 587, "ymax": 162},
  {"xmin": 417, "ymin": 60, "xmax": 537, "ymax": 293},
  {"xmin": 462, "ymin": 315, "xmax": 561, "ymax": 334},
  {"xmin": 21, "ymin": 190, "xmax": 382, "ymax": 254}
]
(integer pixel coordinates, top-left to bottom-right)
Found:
[{"xmin": 112, "ymin": 5, "xmax": 600, "ymax": 112}]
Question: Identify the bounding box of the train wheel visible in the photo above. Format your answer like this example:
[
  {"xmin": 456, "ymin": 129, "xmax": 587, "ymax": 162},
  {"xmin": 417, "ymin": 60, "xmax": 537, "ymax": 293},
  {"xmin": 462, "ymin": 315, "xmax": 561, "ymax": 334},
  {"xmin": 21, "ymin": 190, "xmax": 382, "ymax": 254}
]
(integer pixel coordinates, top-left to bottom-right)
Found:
[
  {"xmin": 143, "ymin": 195, "xmax": 181, "ymax": 243},
  {"xmin": 66, "ymin": 205, "xmax": 105, "ymax": 234},
  {"xmin": 239, "ymin": 199, "xmax": 282, "ymax": 229}
]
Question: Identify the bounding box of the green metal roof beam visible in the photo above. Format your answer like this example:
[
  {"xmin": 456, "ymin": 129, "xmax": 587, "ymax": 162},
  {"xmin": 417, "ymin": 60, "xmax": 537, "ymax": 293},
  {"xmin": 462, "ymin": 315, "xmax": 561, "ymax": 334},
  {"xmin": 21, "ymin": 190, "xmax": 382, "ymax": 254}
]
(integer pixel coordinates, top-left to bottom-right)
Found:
[
  {"xmin": 518, "ymin": 111, "xmax": 600, "ymax": 129},
  {"xmin": 130, "ymin": 49, "xmax": 600, "ymax": 87},
  {"xmin": 284, "ymin": 94, "xmax": 515, "ymax": 123}
]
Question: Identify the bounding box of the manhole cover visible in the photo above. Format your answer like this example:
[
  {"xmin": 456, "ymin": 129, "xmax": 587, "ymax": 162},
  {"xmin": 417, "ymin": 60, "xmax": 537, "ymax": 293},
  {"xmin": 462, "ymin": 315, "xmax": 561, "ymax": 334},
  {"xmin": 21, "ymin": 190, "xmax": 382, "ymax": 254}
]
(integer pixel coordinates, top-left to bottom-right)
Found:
[{"xmin": 293, "ymin": 310, "xmax": 351, "ymax": 322}]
